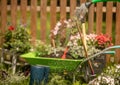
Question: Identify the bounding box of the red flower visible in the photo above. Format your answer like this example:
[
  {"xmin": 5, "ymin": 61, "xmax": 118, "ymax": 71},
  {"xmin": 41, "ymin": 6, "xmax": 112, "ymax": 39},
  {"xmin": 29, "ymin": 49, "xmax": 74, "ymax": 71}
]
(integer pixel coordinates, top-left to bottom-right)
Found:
[
  {"xmin": 95, "ymin": 33, "xmax": 113, "ymax": 48},
  {"xmin": 8, "ymin": 26, "xmax": 14, "ymax": 31}
]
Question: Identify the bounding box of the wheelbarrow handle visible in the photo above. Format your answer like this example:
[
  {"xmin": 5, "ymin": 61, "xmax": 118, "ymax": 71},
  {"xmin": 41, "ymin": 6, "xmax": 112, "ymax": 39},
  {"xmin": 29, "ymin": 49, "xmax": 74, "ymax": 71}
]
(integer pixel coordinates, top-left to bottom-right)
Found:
[{"xmin": 80, "ymin": 45, "xmax": 120, "ymax": 65}]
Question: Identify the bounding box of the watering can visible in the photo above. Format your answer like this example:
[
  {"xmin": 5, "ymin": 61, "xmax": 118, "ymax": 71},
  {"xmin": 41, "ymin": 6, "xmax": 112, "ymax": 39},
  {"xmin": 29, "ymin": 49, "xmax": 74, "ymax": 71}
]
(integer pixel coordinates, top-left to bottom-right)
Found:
[{"xmin": 92, "ymin": 0, "xmax": 120, "ymax": 3}]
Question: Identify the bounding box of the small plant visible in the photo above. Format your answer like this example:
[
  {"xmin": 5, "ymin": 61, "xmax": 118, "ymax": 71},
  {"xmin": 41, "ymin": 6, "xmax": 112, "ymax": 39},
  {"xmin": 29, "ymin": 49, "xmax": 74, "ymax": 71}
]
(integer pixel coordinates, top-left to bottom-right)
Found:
[
  {"xmin": 47, "ymin": 73, "xmax": 72, "ymax": 85},
  {"xmin": 0, "ymin": 63, "xmax": 30, "ymax": 85},
  {"xmin": 2, "ymin": 24, "xmax": 31, "ymax": 54}
]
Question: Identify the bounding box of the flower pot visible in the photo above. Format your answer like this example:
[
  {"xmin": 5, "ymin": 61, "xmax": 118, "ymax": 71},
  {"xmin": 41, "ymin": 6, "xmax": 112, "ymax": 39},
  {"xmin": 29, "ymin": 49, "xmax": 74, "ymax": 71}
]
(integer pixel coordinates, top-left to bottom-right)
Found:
[{"xmin": 20, "ymin": 52, "xmax": 83, "ymax": 72}]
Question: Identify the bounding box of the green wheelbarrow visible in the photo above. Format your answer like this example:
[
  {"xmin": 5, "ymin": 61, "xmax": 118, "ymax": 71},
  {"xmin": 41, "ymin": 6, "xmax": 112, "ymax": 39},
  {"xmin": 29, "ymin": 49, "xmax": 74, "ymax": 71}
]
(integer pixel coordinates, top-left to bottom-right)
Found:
[
  {"xmin": 21, "ymin": 46, "xmax": 120, "ymax": 72},
  {"xmin": 20, "ymin": 52, "xmax": 83, "ymax": 72}
]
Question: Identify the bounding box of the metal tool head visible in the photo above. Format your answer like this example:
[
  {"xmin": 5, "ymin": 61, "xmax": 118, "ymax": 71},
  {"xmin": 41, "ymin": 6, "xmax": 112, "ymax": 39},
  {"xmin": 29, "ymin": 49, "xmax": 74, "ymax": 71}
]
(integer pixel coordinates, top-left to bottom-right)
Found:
[{"xmin": 74, "ymin": 2, "xmax": 92, "ymax": 23}]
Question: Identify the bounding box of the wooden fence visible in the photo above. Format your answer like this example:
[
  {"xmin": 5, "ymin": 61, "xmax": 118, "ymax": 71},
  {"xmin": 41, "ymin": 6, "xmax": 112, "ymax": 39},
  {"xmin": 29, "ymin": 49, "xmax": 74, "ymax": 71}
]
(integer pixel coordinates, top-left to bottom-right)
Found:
[{"xmin": 0, "ymin": 0, "xmax": 120, "ymax": 63}]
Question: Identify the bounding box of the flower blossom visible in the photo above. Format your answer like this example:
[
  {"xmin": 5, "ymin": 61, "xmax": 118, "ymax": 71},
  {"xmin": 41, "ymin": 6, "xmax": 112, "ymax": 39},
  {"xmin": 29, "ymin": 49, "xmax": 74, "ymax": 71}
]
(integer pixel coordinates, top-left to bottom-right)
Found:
[
  {"xmin": 95, "ymin": 34, "xmax": 112, "ymax": 46},
  {"xmin": 8, "ymin": 26, "xmax": 14, "ymax": 31}
]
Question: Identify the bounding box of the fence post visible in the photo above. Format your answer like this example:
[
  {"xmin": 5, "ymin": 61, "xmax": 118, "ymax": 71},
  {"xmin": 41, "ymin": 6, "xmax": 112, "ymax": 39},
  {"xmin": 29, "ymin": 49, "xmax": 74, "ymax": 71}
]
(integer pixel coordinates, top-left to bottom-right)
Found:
[
  {"xmin": 88, "ymin": 4, "xmax": 94, "ymax": 33},
  {"xmin": 96, "ymin": 2, "xmax": 103, "ymax": 34},
  {"xmin": 12, "ymin": 53, "xmax": 17, "ymax": 74},
  {"xmin": 40, "ymin": 0, "xmax": 47, "ymax": 42},
  {"xmin": 20, "ymin": 0, "xmax": 27, "ymax": 25},
  {"xmin": 70, "ymin": 0, "xmax": 76, "ymax": 19},
  {"xmin": 60, "ymin": 0, "xmax": 67, "ymax": 20},
  {"xmin": 31, "ymin": 0, "xmax": 37, "ymax": 44},
  {"xmin": 11, "ymin": 0, "xmax": 17, "ymax": 28},
  {"xmin": 1, "ymin": 0, "xmax": 7, "ymax": 45},
  {"xmin": 106, "ymin": 2, "xmax": 113, "ymax": 64},
  {"xmin": 50, "ymin": 0, "xmax": 57, "ymax": 30},
  {"xmin": 115, "ymin": 2, "xmax": 120, "ymax": 64},
  {"xmin": 0, "ymin": 48, "xmax": 4, "ymax": 63}
]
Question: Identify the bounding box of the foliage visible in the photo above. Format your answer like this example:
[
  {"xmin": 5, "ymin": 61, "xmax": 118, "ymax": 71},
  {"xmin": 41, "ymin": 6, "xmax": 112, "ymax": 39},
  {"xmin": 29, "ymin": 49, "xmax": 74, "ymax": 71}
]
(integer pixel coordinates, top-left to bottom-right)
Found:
[
  {"xmin": 47, "ymin": 73, "xmax": 88, "ymax": 85},
  {"xmin": 47, "ymin": 73, "xmax": 72, "ymax": 85},
  {"xmin": 33, "ymin": 40, "xmax": 51, "ymax": 57},
  {"xmin": 0, "ymin": 63, "xmax": 30, "ymax": 85},
  {"xmin": 49, "ymin": 19, "xmax": 113, "ymax": 59},
  {"xmin": 2, "ymin": 24, "xmax": 31, "ymax": 54},
  {"xmin": 89, "ymin": 64, "xmax": 120, "ymax": 85},
  {"xmin": 34, "ymin": 18, "xmax": 113, "ymax": 59},
  {"xmin": 33, "ymin": 40, "xmax": 66, "ymax": 58}
]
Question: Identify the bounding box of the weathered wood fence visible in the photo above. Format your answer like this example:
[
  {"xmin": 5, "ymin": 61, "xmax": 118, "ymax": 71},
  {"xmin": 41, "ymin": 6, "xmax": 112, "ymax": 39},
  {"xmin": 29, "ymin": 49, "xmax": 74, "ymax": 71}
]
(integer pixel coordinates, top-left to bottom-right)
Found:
[{"xmin": 0, "ymin": 0, "xmax": 120, "ymax": 64}]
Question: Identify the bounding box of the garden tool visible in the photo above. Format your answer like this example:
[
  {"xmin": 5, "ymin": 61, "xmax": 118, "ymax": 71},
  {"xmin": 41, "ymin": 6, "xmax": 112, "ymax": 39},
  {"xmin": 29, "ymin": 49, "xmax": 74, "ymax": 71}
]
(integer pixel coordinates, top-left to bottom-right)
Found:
[
  {"xmin": 74, "ymin": 2, "xmax": 92, "ymax": 50},
  {"xmin": 61, "ymin": 47, "xmax": 69, "ymax": 59},
  {"xmin": 74, "ymin": 2, "xmax": 94, "ymax": 75},
  {"xmin": 74, "ymin": 2, "xmax": 92, "ymax": 23}
]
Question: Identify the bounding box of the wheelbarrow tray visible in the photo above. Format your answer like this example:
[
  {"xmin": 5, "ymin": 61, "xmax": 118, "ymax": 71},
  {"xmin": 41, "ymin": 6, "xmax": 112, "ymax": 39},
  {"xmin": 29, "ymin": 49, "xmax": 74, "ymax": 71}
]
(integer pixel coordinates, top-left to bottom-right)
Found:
[{"xmin": 21, "ymin": 52, "xmax": 83, "ymax": 72}]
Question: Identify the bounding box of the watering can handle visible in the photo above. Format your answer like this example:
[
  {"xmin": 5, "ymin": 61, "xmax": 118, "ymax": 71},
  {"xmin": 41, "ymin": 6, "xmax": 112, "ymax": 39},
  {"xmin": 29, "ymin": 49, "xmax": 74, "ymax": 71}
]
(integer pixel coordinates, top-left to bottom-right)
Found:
[{"xmin": 92, "ymin": 0, "xmax": 120, "ymax": 3}]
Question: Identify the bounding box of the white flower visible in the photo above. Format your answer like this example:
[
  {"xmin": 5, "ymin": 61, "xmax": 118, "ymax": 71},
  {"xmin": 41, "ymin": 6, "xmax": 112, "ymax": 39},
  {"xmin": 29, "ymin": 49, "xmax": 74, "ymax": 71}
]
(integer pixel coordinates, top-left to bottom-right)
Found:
[
  {"xmin": 54, "ymin": 26, "xmax": 60, "ymax": 31},
  {"xmin": 116, "ymin": 65, "xmax": 120, "ymax": 69},
  {"xmin": 16, "ymin": 48, "xmax": 19, "ymax": 51},
  {"xmin": 56, "ymin": 21, "xmax": 61, "ymax": 27},
  {"xmin": 30, "ymin": 48, "xmax": 34, "ymax": 52}
]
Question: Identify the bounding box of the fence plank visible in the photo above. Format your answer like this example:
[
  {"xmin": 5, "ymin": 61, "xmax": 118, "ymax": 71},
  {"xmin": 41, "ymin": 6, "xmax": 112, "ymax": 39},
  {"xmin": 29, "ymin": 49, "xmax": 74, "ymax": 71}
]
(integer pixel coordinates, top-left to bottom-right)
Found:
[
  {"xmin": 0, "ymin": 0, "xmax": 1, "ymax": 46},
  {"xmin": 20, "ymin": 0, "xmax": 27, "ymax": 24},
  {"xmin": 96, "ymin": 2, "xmax": 103, "ymax": 34},
  {"xmin": 1, "ymin": 0, "xmax": 7, "ymax": 31},
  {"xmin": 11, "ymin": 0, "xmax": 17, "ymax": 27},
  {"xmin": 70, "ymin": 0, "xmax": 76, "ymax": 19},
  {"xmin": 0, "ymin": 0, "xmax": 1, "ymax": 25},
  {"xmin": 60, "ymin": 0, "xmax": 67, "ymax": 20},
  {"xmin": 106, "ymin": 2, "xmax": 113, "ymax": 35},
  {"xmin": 50, "ymin": 0, "xmax": 57, "ymax": 30},
  {"xmin": 31, "ymin": 0, "xmax": 37, "ymax": 44},
  {"xmin": 80, "ymin": 0, "xmax": 86, "ymax": 5},
  {"xmin": 105, "ymin": 2, "xmax": 113, "ymax": 64},
  {"xmin": 80, "ymin": 0, "xmax": 86, "ymax": 3},
  {"xmin": 115, "ymin": 2, "xmax": 120, "ymax": 63},
  {"xmin": 0, "ymin": 0, "xmax": 1, "ymax": 29},
  {"xmin": 1, "ymin": 0, "xmax": 7, "ymax": 46},
  {"xmin": 88, "ymin": 4, "xmax": 94, "ymax": 33},
  {"xmin": 40, "ymin": 0, "xmax": 47, "ymax": 42}
]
